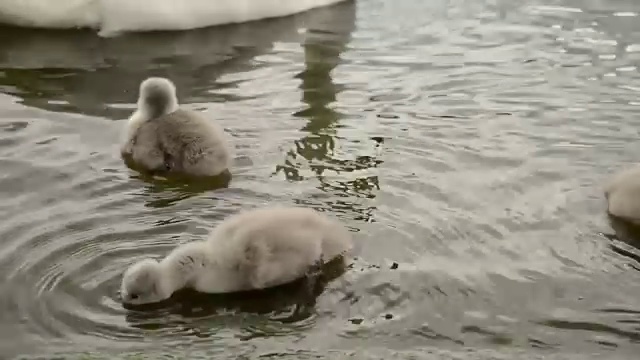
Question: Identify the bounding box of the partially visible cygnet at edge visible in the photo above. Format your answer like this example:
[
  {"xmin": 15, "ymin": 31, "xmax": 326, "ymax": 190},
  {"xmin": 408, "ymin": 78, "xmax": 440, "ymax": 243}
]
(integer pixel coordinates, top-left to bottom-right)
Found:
[
  {"xmin": 120, "ymin": 206, "xmax": 353, "ymax": 305},
  {"xmin": 605, "ymin": 165, "xmax": 640, "ymax": 224},
  {"xmin": 120, "ymin": 77, "xmax": 231, "ymax": 177}
]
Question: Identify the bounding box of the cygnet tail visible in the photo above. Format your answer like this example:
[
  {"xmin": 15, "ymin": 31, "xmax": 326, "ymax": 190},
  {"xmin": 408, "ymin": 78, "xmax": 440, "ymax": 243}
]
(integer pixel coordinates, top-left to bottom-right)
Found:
[{"xmin": 138, "ymin": 77, "xmax": 178, "ymax": 119}]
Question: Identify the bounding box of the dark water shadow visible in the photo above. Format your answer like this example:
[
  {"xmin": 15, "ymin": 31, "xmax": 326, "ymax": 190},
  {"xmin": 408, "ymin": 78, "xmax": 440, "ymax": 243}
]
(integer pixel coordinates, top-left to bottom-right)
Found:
[
  {"xmin": 131, "ymin": 172, "xmax": 233, "ymax": 209},
  {"xmin": 121, "ymin": 152, "xmax": 232, "ymax": 206},
  {"xmin": 536, "ymin": 318, "xmax": 640, "ymax": 345},
  {"xmin": 604, "ymin": 215, "xmax": 640, "ymax": 270},
  {"xmin": 121, "ymin": 256, "xmax": 348, "ymax": 337}
]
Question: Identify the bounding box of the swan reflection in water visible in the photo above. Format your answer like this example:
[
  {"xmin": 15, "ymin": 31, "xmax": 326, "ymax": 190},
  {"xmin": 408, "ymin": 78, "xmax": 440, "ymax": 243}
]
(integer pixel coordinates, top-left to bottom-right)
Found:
[
  {"xmin": 0, "ymin": 5, "xmax": 353, "ymax": 118},
  {"xmin": 272, "ymin": 3, "xmax": 380, "ymax": 223}
]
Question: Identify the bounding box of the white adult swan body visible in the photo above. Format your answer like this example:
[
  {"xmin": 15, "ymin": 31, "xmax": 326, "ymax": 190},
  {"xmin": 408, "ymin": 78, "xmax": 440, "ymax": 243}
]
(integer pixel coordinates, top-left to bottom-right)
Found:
[
  {"xmin": 120, "ymin": 77, "xmax": 231, "ymax": 177},
  {"xmin": 0, "ymin": 0, "xmax": 351, "ymax": 36},
  {"xmin": 120, "ymin": 206, "xmax": 353, "ymax": 305},
  {"xmin": 605, "ymin": 165, "xmax": 640, "ymax": 224}
]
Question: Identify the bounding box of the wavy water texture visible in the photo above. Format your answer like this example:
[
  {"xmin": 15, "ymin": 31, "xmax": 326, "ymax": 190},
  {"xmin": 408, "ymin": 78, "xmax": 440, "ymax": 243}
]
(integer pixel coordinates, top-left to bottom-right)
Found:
[
  {"xmin": 0, "ymin": 0, "xmax": 350, "ymax": 36},
  {"xmin": 0, "ymin": 0, "xmax": 640, "ymax": 359}
]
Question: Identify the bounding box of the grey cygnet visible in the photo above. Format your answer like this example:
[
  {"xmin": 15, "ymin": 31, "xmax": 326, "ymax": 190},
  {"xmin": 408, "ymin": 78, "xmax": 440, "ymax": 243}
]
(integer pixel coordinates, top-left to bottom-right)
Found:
[{"xmin": 121, "ymin": 77, "xmax": 231, "ymax": 177}]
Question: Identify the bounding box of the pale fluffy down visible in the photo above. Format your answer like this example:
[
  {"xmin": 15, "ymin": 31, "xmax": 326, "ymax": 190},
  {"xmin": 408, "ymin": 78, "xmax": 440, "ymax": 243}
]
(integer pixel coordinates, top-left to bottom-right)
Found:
[
  {"xmin": 0, "ymin": 0, "xmax": 351, "ymax": 36},
  {"xmin": 120, "ymin": 206, "xmax": 353, "ymax": 305},
  {"xmin": 605, "ymin": 165, "xmax": 640, "ymax": 224},
  {"xmin": 120, "ymin": 77, "xmax": 231, "ymax": 177}
]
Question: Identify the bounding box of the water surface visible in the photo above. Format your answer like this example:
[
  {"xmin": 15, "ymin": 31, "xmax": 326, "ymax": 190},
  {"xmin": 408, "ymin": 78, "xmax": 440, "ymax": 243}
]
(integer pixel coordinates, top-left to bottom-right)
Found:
[{"xmin": 0, "ymin": 0, "xmax": 639, "ymax": 359}]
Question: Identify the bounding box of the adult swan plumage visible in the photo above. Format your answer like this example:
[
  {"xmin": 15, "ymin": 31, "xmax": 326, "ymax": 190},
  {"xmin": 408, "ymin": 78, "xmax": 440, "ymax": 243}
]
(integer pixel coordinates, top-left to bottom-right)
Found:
[{"xmin": 0, "ymin": 0, "xmax": 352, "ymax": 36}]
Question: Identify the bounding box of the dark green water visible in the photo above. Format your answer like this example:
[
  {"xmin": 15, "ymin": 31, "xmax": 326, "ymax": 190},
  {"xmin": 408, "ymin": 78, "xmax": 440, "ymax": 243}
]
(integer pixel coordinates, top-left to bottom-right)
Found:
[{"xmin": 0, "ymin": 0, "xmax": 639, "ymax": 359}]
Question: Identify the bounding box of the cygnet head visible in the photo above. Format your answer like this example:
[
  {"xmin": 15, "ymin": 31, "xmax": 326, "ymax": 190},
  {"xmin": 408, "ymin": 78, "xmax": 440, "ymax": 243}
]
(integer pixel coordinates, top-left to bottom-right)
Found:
[
  {"xmin": 120, "ymin": 258, "xmax": 171, "ymax": 305},
  {"xmin": 137, "ymin": 77, "xmax": 179, "ymax": 119}
]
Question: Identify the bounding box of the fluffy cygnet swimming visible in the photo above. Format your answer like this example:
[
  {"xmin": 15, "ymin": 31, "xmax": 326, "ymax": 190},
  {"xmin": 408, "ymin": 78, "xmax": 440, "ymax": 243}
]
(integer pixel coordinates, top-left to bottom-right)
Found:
[
  {"xmin": 120, "ymin": 77, "xmax": 231, "ymax": 177},
  {"xmin": 605, "ymin": 165, "xmax": 640, "ymax": 224},
  {"xmin": 120, "ymin": 206, "xmax": 353, "ymax": 305}
]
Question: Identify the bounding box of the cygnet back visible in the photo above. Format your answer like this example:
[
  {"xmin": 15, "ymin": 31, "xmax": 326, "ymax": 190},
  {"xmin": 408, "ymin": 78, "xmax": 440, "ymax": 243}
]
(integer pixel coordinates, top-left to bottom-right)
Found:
[
  {"xmin": 122, "ymin": 77, "xmax": 231, "ymax": 177},
  {"xmin": 134, "ymin": 108, "xmax": 231, "ymax": 177}
]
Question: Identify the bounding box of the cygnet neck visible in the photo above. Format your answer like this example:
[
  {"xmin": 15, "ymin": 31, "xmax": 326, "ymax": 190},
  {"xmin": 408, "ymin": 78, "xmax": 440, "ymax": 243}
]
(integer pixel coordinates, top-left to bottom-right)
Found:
[
  {"xmin": 136, "ymin": 100, "xmax": 179, "ymax": 121},
  {"xmin": 157, "ymin": 241, "xmax": 210, "ymax": 296}
]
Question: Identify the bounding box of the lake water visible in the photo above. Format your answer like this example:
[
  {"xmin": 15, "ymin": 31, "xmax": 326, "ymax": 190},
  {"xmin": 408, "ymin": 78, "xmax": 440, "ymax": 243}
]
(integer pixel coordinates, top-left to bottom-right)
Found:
[{"xmin": 0, "ymin": 0, "xmax": 639, "ymax": 359}]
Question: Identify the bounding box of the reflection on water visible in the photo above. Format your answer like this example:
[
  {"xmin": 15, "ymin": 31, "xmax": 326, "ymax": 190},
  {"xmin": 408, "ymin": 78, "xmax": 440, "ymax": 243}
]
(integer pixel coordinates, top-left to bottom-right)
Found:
[
  {"xmin": 1, "ymin": 0, "xmax": 640, "ymax": 358},
  {"xmin": 0, "ymin": 11, "xmax": 333, "ymax": 118},
  {"xmin": 274, "ymin": 5, "xmax": 379, "ymax": 223}
]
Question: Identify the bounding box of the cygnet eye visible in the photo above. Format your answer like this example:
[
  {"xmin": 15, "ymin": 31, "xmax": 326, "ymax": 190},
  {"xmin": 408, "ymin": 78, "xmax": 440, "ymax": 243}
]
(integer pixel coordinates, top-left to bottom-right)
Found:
[{"xmin": 130, "ymin": 293, "xmax": 139, "ymax": 300}]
